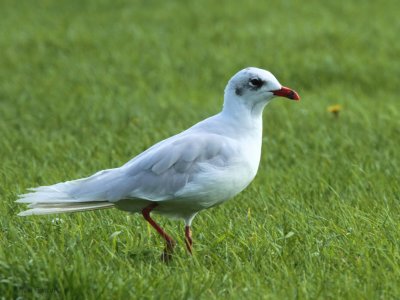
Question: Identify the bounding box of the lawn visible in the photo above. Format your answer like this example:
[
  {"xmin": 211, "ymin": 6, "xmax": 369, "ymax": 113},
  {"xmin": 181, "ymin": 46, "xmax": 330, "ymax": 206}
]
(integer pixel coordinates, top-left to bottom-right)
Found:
[{"xmin": 1, "ymin": 0, "xmax": 399, "ymax": 298}]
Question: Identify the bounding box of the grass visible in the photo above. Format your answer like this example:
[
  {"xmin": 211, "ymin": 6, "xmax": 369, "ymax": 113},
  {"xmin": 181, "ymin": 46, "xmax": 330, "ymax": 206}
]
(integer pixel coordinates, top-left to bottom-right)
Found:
[{"xmin": 1, "ymin": 0, "xmax": 400, "ymax": 298}]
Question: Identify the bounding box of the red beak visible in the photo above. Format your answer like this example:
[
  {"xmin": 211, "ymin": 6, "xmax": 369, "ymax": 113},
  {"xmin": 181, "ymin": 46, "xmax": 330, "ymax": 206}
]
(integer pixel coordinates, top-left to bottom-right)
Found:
[{"xmin": 272, "ymin": 86, "xmax": 300, "ymax": 101}]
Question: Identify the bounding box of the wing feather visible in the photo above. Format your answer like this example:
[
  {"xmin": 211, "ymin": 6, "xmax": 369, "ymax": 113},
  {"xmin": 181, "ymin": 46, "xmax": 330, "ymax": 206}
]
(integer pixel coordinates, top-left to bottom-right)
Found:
[
  {"xmin": 53, "ymin": 133, "xmax": 238, "ymax": 203},
  {"xmin": 119, "ymin": 133, "xmax": 237, "ymax": 201}
]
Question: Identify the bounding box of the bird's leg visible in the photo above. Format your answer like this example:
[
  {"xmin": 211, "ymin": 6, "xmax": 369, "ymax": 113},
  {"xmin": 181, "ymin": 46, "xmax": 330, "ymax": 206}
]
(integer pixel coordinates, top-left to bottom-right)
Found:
[
  {"xmin": 184, "ymin": 225, "xmax": 193, "ymax": 255},
  {"xmin": 142, "ymin": 203, "xmax": 175, "ymax": 261}
]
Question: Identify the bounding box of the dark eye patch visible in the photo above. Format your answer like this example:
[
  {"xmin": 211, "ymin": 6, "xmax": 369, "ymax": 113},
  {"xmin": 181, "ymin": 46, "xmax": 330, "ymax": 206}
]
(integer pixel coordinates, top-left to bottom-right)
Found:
[
  {"xmin": 249, "ymin": 78, "xmax": 264, "ymax": 88},
  {"xmin": 235, "ymin": 87, "xmax": 243, "ymax": 96}
]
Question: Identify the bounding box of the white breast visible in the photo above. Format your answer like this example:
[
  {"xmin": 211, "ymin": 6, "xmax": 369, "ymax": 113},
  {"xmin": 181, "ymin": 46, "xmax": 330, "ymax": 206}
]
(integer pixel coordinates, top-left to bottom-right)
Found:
[{"xmin": 174, "ymin": 129, "xmax": 263, "ymax": 211}]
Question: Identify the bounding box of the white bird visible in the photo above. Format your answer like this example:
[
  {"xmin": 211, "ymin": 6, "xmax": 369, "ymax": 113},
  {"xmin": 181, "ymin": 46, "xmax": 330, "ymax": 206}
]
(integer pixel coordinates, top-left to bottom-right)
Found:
[{"xmin": 17, "ymin": 67, "xmax": 300, "ymax": 260}]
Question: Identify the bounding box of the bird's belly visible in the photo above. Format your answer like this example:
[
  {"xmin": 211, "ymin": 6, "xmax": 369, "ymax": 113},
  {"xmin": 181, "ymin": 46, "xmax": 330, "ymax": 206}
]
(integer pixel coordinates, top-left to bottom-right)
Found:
[
  {"xmin": 173, "ymin": 161, "xmax": 258, "ymax": 210},
  {"xmin": 115, "ymin": 147, "xmax": 261, "ymax": 219}
]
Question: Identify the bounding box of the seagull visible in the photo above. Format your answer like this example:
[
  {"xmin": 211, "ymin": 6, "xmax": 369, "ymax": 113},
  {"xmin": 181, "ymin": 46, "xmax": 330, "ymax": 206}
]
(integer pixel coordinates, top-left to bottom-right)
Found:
[{"xmin": 17, "ymin": 67, "xmax": 300, "ymax": 260}]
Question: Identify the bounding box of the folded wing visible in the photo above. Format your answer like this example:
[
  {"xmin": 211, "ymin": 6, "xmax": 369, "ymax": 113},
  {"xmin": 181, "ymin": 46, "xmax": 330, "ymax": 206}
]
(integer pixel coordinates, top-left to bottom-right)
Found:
[{"xmin": 25, "ymin": 133, "xmax": 238, "ymax": 204}]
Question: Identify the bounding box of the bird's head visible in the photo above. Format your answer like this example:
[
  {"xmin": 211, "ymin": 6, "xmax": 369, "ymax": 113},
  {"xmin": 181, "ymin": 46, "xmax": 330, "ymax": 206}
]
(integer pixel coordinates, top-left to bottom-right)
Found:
[{"xmin": 224, "ymin": 67, "xmax": 300, "ymax": 114}]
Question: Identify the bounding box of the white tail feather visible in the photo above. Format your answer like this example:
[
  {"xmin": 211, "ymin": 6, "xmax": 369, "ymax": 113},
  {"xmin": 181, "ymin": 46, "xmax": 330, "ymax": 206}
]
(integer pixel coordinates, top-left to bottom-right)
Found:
[
  {"xmin": 18, "ymin": 202, "xmax": 114, "ymax": 216},
  {"xmin": 17, "ymin": 175, "xmax": 118, "ymax": 216}
]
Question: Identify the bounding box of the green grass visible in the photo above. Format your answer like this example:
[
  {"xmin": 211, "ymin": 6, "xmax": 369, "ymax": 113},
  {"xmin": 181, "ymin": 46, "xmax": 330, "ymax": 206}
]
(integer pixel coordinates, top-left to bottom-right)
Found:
[{"xmin": 1, "ymin": 0, "xmax": 400, "ymax": 298}]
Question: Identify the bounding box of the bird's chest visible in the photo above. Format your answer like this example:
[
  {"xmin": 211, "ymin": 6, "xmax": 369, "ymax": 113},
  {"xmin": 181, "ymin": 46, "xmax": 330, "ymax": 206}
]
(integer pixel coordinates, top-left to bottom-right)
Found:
[
  {"xmin": 181, "ymin": 136, "xmax": 262, "ymax": 209},
  {"xmin": 215, "ymin": 131, "xmax": 262, "ymax": 190},
  {"xmin": 226, "ymin": 137, "xmax": 262, "ymax": 192},
  {"xmin": 240, "ymin": 135, "xmax": 262, "ymax": 177}
]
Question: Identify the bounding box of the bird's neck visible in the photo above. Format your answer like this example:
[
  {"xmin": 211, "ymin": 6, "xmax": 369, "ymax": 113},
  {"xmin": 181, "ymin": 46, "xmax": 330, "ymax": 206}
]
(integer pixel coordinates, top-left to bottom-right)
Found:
[{"xmin": 221, "ymin": 94, "xmax": 267, "ymax": 131}]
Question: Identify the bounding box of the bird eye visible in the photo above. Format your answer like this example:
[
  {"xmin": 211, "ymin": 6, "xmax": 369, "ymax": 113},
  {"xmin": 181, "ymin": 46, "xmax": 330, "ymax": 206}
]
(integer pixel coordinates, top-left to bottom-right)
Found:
[{"xmin": 249, "ymin": 78, "xmax": 263, "ymax": 88}]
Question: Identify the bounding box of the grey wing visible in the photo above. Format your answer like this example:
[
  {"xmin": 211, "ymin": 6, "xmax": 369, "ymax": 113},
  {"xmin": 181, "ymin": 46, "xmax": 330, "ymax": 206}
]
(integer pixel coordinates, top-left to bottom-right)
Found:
[
  {"xmin": 19, "ymin": 133, "xmax": 237, "ymax": 206},
  {"xmin": 116, "ymin": 133, "xmax": 237, "ymax": 201},
  {"xmin": 58, "ymin": 133, "xmax": 237, "ymax": 202}
]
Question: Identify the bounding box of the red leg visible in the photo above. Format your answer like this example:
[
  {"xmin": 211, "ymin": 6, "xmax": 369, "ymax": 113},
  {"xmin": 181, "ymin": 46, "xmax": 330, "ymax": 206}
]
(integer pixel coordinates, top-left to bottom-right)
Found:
[
  {"xmin": 185, "ymin": 225, "xmax": 193, "ymax": 254},
  {"xmin": 142, "ymin": 203, "xmax": 175, "ymax": 261}
]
